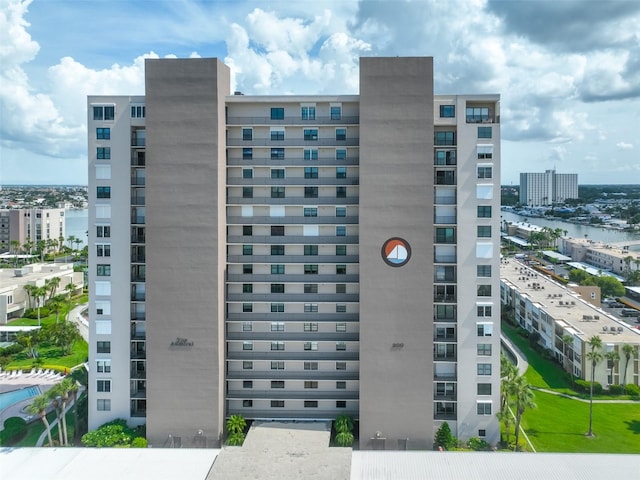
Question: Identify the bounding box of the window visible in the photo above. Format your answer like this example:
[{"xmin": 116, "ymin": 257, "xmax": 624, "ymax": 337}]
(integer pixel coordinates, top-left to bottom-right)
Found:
[
  {"xmin": 271, "ymin": 284, "xmax": 285, "ymax": 294},
  {"xmin": 242, "ymin": 303, "xmax": 253, "ymax": 312},
  {"xmin": 330, "ymin": 106, "xmax": 341, "ymax": 120},
  {"xmin": 335, "ymin": 207, "xmax": 346, "ymax": 217},
  {"xmin": 336, "ymin": 187, "xmax": 347, "ymax": 198},
  {"xmin": 336, "ymin": 245, "xmax": 347, "ymax": 256},
  {"xmin": 304, "ymin": 207, "xmax": 318, "ymax": 217},
  {"xmin": 96, "ymin": 264, "xmax": 111, "ymax": 276},
  {"xmin": 96, "ymin": 360, "xmax": 111, "ymax": 373},
  {"xmin": 336, "ymin": 322, "xmax": 347, "ymax": 333},
  {"xmin": 243, "ymin": 341, "xmax": 253, "ymax": 351},
  {"xmin": 243, "ymin": 264, "xmax": 253, "ymax": 274},
  {"xmin": 477, "ymin": 166, "xmax": 492, "ymax": 179},
  {"xmin": 242, "ymin": 128, "xmax": 253, "ymax": 141},
  {"xmin": 93, "ymin": 105, "xmax": 115, "ymax": 121},
  {"xmin": 336, "ymin": 362, "xmax": 346, "ymax": 370},
  {"xmin": 304, "ymin": 167, "xmax": 318, "ymax": 179},
  {"xmin": 130, "ymin": 105, "xmax": 145, "ymax": 118},
  {"xmin": 477, "ymin": 322, "xmax": 493, "ymax": 336},
  {"xmin": 336, "ymin": 342, "xmax": 346, "ymax": 351},
  {"xmin": 477, "ymin": 401, "xmax": 492, "ymax": 415},
  {"xmin": 304, "ymin": 341, "xmax": 318, "ymax": 351},
  {"xmin": 271, "ymin": 245, "xmax": 285, "ymax": 255},
  {"xmin": 477, "ymin": 265, "xmax": 491, "ymax": 277},
  {"xmin": 336, "ymin": 226, "xmax": 346, "ymax": 237},
  {"xmin": 435, "ymin": 170, "xmax": 456, "ymax": 185},
  {"xmin": 97, "ymin": 399, "xmax": 111, "ymax": 411},
  {"xmin": 336, "ymin": 264, "xmax": 346, "ymax": 275},
  {"xmin": 243, "ymin": 245, "xmax": 253, "ymax": 256},
  {"xmin": 304, "ymin": 129, "xmax": 318, "ymax": 141},
  {"xmin": 243, "ymin": 361, "xmax": 253, "ymax": 370},
  {"xmin": 478, "ymin": 127, "xmax": 492, "ymax": 139},
  {"xmin": 271, "ymin": 107, "xmax": 284, "ymax": 120},
  {"xmin": 271, "ymin": 186, "xmax": 285, "ymax": 198},
  {"xmin": 242, "ymin": 284, "xmax": 253, "ymax": 293},
  {"xmin": 243, "ymin": 380, "xmax": 253, "ymax": 389},
  {"xmin": 477, "ymin": 285, "xmax": 492, "ymax": 296},
  {"xmin": 270, "ymin": 148, "xmax": 285, "ymax": 159},
  {"xmin": 304, "ymin": 264, "xmax": 318, "ymax": 275},
  {"xmin": 336, "ymin": 304, "xmax": 347, "ymax": 313},
  {"xmin": 301, "ymin": 106, "xmax": 316, "ymax": 120},
  {"xmin": 243, "ymin": 400, "xmax": 253, "ymax": 408},
  {"xmin": 304, "ymin": 304, "xmax": 318, "ymax": 313},
  {"xmin": 336, "ymin": 167, "xmax": 347, "ymax": 178},
  {"xmin": 440, "ymin": 105, "xmax": 455, "ymax": 118},
  {"xmin": 304, "ymin": 381, "xmax": 318, "ymax": 389},
  {"xmin": 477, "ymin": 145, "xmax": 493, "ymax": 159},
  {"xmin": 242, "ymin": 168, "xmax": 253, "ymax": 179},
  {"xmin": 466, "ymin": 107, "xmax": 490, "ymax": 123},
  {"xmin": 477, "ymin": 344, "xmax": 492, "ymax": 356},
  {"xmin": 304, "ymin": 149, "xmax": 318, "ymax": 160},
  {"xmin": 304, "ymin": 362, "xmax": 318, "ymax": 371},
  {"xmin": 271, "ymin": 380, "xmax": 285, "ymax": 389},
  {"xmin": 271, "ymin": 322, "xmax": 285, "ymax": 331},
  {"xmin": 477, "ymin": 226, "xmax": 491, "ymax": 238},
  {"xmin": 336, "ymin": 149, "xmax": 347, "ymax": 160},
  {"xmin": 271, "ymin": 169, "xmax": 286, "ymax": 180},
  {"xmin": 336, "ymin": 381, "xmax": 347, "ymax": 390},
  {"xmin": 96, "ymin": 225, "xmax": 111, "ymax": 238},
  {"xmin": 243, "ymin": 187, "xmax": 253, "ymax": 198},
  {"xmin": 304, "ymin": 401, "xmax": 318, "ymax": 408},
  {"xmin": 96, "ymin": 244, "xmax": 111, "ymax": 257},
  {"xmin": 477, "ymin": 364, "xmax": 492, "ymax": 375},
  {"xmin": 304, "ymin": 284, "xmax": 318, "ymax": 294},
  {"xmin": 271, "ymin": 264, "xmax": 285, "ymax": 275},
  {"xmin": 335, "ymin": 284, "xmax": 346, "ymax": 294},
  {"xmin": 243, "ymin": 148, "xmax": 253, "ymax": 159},
  {"xmin": 242, "ymin": 226, "xmax": 252, "ymax": 237},
  {"xmin": 304, "ymin": 322, "xmax": 318, "ymax": 332},
  {"xmin": 304, "ymin": 245, "xmax": 318, "ymax": 256},
  {"xmin": 435, "ymin": 227, "xmax": 455, "ymax": 243},
  {"xmin": 96, "ymin": 186, "xmax": 111, "ymax": 198},
  {"xmin": 96, "ymin": 127, "xmax": 111, "ymax": 140},
  {"xmin": 479, "ymin": 429, "xmax": 486, "ymax": 437},
  {"xmin": 271, "ymin": 341, "xmax": 285, "ymax": 351},
  {"xmin": 435, "ymin": 150, "xmax": 456, "ymax": 165},
  {"xmin": 477, "ymin": 206, "xmax": 492, "ymax": 217},
  {"xmin": 271, "ymin": 400, "xmax": 285, "ymax": 408},
  {"xmin": 435, "ymin": 131, "xmax": 455, "ymax": 146},
  {"xmin": 243, "ymin": 322, "xmax": 252, "ymax": 332},
  {"xmin": 97, "ymin": 341, "xmax": 111, "ymax": 353},
  {"xmin": 477, "ymin": 305, "xmax": 493, "ymax": 317},
  {"xmin": 305, "ymin": 187, "xmax": 318, "ymax": 198},
  {"xmin": 271, "ymin": 361, "xmax": 285, "ymax": 370},
  {"xmin": 477, "ymin": 383, "xmax": 492, "ymax": 395},
  {"xmin": 335, "ymin": 128, "xmax": 346, "ymax": 141}
]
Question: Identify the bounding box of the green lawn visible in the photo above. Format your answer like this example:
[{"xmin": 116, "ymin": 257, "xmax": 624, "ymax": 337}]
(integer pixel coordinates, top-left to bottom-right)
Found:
[
  {"xmin": 8, "ymin": 339, "xmax": 87, "ymax": 370},
  {"xmin": 523, "ymin": 390, "xmax": 640, "ymax": 453}
]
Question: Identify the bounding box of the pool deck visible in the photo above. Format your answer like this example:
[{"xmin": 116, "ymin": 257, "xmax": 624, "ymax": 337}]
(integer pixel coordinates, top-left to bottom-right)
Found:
[{"xmin": 0, "ymin": 369, "xmax": 67, "ymax": 429}]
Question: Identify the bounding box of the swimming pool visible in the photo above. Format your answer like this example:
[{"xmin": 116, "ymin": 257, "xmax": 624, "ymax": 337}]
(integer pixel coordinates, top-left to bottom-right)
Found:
[{"xmin": 0, "ymin": 386, "xmax": 41, "ymax": 411}]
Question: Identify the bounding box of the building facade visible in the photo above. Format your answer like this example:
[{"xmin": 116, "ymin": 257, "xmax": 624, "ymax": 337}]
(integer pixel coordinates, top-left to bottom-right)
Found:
[
  {"xmin": 87, "ymin": 57, "xmax": 501, "ymax": 449},
  {"xmin": 0, "ymin": 208, "xmax": 66, "ymax": 253},
  {"xmin": 519, "ymin": 170, "xmax": 578, "ymax": 206}
]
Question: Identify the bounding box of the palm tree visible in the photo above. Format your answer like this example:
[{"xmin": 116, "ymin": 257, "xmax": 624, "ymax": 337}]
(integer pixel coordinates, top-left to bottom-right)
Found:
[
  {"xmin": 226, "ymin": 414, "xmax": 247, "ymax": 446},
  {"xmin": 66, "ymin": 235, "xmax": 76, "ymax": 251},
  {"xmin": 621, "ymin": 344, "xmax": 638, "ymax": 386},
  {"xmin": 10, "ymin": 239, "xmax": 21, "ymax": 266},
  {"xmin": 48, "ymin": 392, "xmax": 64, "ymax": 446},
  {"xmin": 51, "ymin": 378, "xmax": 77, "ymax": 446},
  {"xmin": 34, "ymin": 285, "xmax": 48, "ymax": 327},
  {"xmin": 604, "ymin": 350, "xmax": 620, "ymax": 386},
  {"xmin": 48, "ymin": 294, "xmax": 66, "ymax": 323},
  {"xmin": 26, "ymin": 394, "xmax": 53, "ymax": 447},
  {"xmin": 73, "ymin": 238, "xmax": 83, "ymax": 258},
  {"xmin": 586, "ymin": 335, "xmax": 603, "ymax": 437},
  {"xmin": 58, "ymin": 235, "xmax": 66, "ymax": 253},
  {"xmin": 65, "ymin": 283, "xmax": 77, "ymax": 321},
  {"xmin": 23, "ymin": 284, "xmax": 37, "ymax": 309},
  {"xmin": 512, "ymin": 375, "xmax": 536, "ymax": 451},
  {"xmin": 45, "ymin": 276, "xmax": 61, "ymax": 301}
]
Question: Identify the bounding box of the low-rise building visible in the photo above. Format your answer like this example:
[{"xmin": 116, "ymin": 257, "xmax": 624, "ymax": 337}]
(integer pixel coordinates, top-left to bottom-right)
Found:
[
  {"xmin": 558, "ymin": 237, "xmax": 640, "ymax": 276},
  {"xmin": 0, "ymin": 208, "xmax": 66, "ymax": 253}
]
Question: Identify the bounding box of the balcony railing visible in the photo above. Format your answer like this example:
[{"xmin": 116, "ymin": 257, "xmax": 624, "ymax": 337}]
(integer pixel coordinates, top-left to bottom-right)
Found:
[
  {"xmin": 226, "ymin": 369, "xmax": 359, "ymax": 380},
  {"xmin": 227, "ymin": 235, "xmax": 359, "ymax": 245},
  {"xmin": 227, "ymin": 177, "xmax": 359, "ymax": 186},
  {"xmin": 434, "ymin": 255, "xmax": 456, "ymax": 263},
  {"xmin": 227, "ymin": 293, "xmax": 359, "ymax": 302},
  {"xmin": 227, "ymin": 138, "xmax": 359, "ymax": 147},
  {"xmin": 227, "ymin": 216, "xmax": 358, "ymax": 225},
  {"xmin": 226, "ymin": 196, "xmax": 359, "ymax": 206},
  {"xmin": 434, "ymin": 216, "xmax": 456, "ymax": 224},
  {"xmin": 227, "ymin": 254, "xmax": 359, "ymax": 264},
  {"xmin": 227, "ymin": 351, "xmax": 359, "ymax": 361},
  {"xmin": 227, "ymin": 156, "xmax": 359, "ymax": 167},
  {"xmin": 227, "ymin": 390, "xmax": 359, "ymax": 400},
  {"xmin": 227, "ymin": 332, "xmax": 359, "ymax": 341},
  {"xmin": 434, "ymin": 195, "xmax": 456, "ymax": 205},
  {"xmin": 131, "ymin": 196, "xmax": 145, "ymax": 206},
  {"xmin": 226, "ymin": 115, "xmax": 360, "ymax": 125},
  {"xmin": 227, "ymin": 313, "xmax": 359, "ymax": 322}
]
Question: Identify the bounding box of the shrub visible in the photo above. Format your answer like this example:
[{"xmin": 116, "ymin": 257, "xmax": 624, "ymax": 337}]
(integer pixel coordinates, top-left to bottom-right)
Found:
[
  {"xmin": 81, "ymin": 419, "xmax": 137, "ymax": 447},
  {"xmin": 608, "ymin": 384, "xmax": 624, "ymax": 395},
  {"xmin": 625, "ymin": 384, "xmax": 640, "ymax": 396},
  {"xmin": 0, "ymin": 417, "xmax": 27, "ymax": 445},
  {"xmin": 334, "ymin": 414, "xmax": 354, "ymax": 434},
  {"xmin": 467, "ymin": 437, "xmax": 491, "ymax": 451},
  {"xmin": 528, "ymin": 331, "xmax": 541, "ymax": 349},
  {"xmin": 226, "ymin": 432, "xmax": 245, "ymax": 446},
  {"xmin": 24, "ymin": 307, "xmax": 50, "ymax": 319},
  {"xmin": 335, "ymin": 430, "xmax": 354, "ymax": 447},
  {"xmin": 434, "ymin": 422, "xmax": 457, "ymax": 450},
  {"xmin": 575, "ymin": 379, "xmax": 602, "ymax": 394},
  {"xmin": 131, "ymin": 437, "xmax": 148, "ymax": 448}
]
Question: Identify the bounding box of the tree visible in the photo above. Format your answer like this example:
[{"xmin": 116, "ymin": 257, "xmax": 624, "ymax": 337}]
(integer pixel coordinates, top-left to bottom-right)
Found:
[
  {"xmin": 65, "ymin": 283, "xmax": 77, "ymax": 321},
  {"xmin": 335, "ymin": 430, "xmax": 355, "ymax": 447},
  {"xmin": 604, "ymin": 350, "xmax": 620, "ymax": 386},
  {"xmin": 48, "ymin": 321, "xmax": 81, "ymax": 355},
  {"xmin": 334, "ymin": 414, "xmax": 354, "ymax": 434},
  {"xmin": 48, "ymin": 294, "xmax": 66, "ymax": 323},
  {"xmin": 34, "ymin": 285, "xmax": 48, "ymax": 327},
  {"xmin": 26, "ymin": 395, "xmax": 53, "ymax": 447},
  {"xmin": 434, "ymin": 422, "xmax": 456, "ymax": 450},
  {"xmin": 621, "ymin": 344, "xmax": 638, "ymax": 386},
  {"xmin": 23, "ymin": 284, "xmax": 37, "ymax": 309},
  {"xmin": 595, "ymin": 276, "xmax": 625, "ymax": 298},
  {"xmin": 512, "ymin": 375, "xmax": 536, "ymax": 451},
  {"xmin": 586, "ymin": 335, "xmax": 603, "ymax": 437},
  {"xmin": 10, "ymin": 240, "xmax": 21, "ymax": 266},
  {"xmin": 499, "ymin": 354, "xmax": 518, "ymax": 446},
  {"xmin": 45, "ymin": 277, "xmax": 61, "ymax": 301},
  {"xmin": 48, "ymin": 393, "xmax": 64, "ymax": 446},
  {"xmin": 81, "ymin": 419, "xmax": 137, "ymax": 447},
  {"xmin": 49, "ymin": 377, "xmax": 77, "ymax": 446},
  {"xmin": 15, "ymin": 330, "xmax": 39, "ymax": 358}
]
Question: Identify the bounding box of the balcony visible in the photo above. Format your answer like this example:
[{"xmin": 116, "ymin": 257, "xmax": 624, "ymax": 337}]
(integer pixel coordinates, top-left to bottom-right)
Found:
[
  {"xmin": 226, "ymin": 196, "xmax": 359, "ymax": 206},
  {"xmin": 227, "ymin": 274, "xmax": 359, "ymax": 283},
  {"xmin": 131, "ymin": 176, "xmax": 146, "ymax": 186},
  {"xmin": 227, "ymin": 137, "xmax": 359, "ymax": 148},
  {"xmin": 227, "ymin": 293, "xmax": 359, "ymax": 303},
  {"xmin": 226, "ymin": 408, "xmax": 359, "ymax": 420},
  {"xmin": 227, "ymin": 332, "xmax": 359, "ymax": 342},
  {"xmin": 131, "ymin": 293, "xmax": 146, "ymax": 302},
  {"xmin": 433, "ymin": 255, "xmax": 456, "ymax": 263},
  {"xmin": 434, "ymin": 295, "xmax": 456, "ymax": 303},
  {"xmin": 434, "ymin": 392, "xmax": 457, "ymax": 401},
  {"xmin": 131, "ymin": 195, "xmax": 145, "ymax": 206},
  {"xmin": 227, "ymin": 254, "xmax": 359, "ymax": 264},
  {"xmin": 227, "ymin": 216, "xmax": 358, "ymax": 225},
  {"xmin": 131, "ymin": 215, "xmax": 145, "ymax": 225},
  {"xmin": 434, "ymin": 195, "xmax": 456, "ymax": 205},
  {"xmin": 227, "ymin": 177, "xmax": 359, "ymax": 186},
  {"xmin": 434, "ymin": 216, "xmax": 456, "ymax": 224},
  {"xmin": 131, "ymin": 234, "xmax": 146, "ymax": 244},
  {"xmin": 227, "ymin": 390, "xmax": 359, "ymax": 400},
  {"xmin": 130, "ymin": 369, "xmax": 146, "ymax": 379},
  {"xmin": 227, "ymin": 351, "xmax": 359, "ymax": 361},
  {"xmin": 227, "ymin": 312, "xmax": 359, "ymax": 322},
  {"xmin": 227, "ymin": 156, "xmax": 359, "ymax": 167},
  {"xmin": 226, "ymin": 369, "xmax": 359, "ymax": 380},
  {"xmin": 227, "ymin": 235, "xmax": 359, "ymax": 245},
  {"xmin": 226, "ymin": 115, "xmax": 360, "ymax": 126}
]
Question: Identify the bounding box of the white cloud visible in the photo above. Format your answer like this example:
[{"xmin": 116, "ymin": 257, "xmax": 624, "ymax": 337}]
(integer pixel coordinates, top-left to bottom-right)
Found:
[{"xmin": 616, "ymin": 142, "xmax": 634, "ymax": 150}]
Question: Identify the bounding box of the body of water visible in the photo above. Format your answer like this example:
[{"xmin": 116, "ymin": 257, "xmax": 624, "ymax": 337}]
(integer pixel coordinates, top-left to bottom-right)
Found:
[
  {"xmin": 501, "ymin": 210, "xmax": 640, "ymax": 248},
  {"xmin": 0, "ymin": 385, "xmax": 40, "ymax": 411},
  {"xmin": 65, "ymin": 209, "xmax": 88, "ymax": 247}
]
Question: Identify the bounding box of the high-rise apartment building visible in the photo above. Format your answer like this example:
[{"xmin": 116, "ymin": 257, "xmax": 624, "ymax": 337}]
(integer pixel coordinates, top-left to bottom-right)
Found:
[
  {"xmin": 87, "ymin": 57, "xmax": 501, "ymax": 449},
  {"xmin": 519, "ymin": 170, "xmax": 578, "ymax": 206},
  {"xmin": 0, "ymin": 208, "xmax": 66, "ymax": 253}
]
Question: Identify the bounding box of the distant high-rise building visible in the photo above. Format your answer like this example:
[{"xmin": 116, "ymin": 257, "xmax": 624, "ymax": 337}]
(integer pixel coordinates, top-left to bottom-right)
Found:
[
  {"xmin": 519, "ymin": 170, "xmax": 578, "ymax": 206},
  {"xmin": 87, "ymin": 57, "xmax": 501, "ymax": 449},
  {"xmin": 0, "ymin": 208, "xmax": 66, "ymax": 253}
]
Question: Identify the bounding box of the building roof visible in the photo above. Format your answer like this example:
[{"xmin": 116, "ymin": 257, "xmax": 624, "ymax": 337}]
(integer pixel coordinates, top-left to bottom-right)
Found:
[
  {"xmin": 0, "ymin": 263, "xmax": 75, "ymax": 290},
  {"xmin": 565, "ymin": 262, "xmax": 625, "ymax": 281},
  {"xmin": 501, "ymin": 260, "xmax": 640, "ymax": 343}
]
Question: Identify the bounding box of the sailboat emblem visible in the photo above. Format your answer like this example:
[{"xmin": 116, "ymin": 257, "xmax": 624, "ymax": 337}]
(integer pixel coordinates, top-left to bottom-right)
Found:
[{"xmin": 381, "ymin": 237, "xmax": 411, "ymax": 267}]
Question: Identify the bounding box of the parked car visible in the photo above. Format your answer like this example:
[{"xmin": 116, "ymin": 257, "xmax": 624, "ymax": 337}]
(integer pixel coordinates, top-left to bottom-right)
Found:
[
  {"xmin": 610, "ymin": 302, "xmax": 625, "ymax": 308},
  {"xmin": 620, "ymin": 308, "xmax": 639, "ymax": 317}
]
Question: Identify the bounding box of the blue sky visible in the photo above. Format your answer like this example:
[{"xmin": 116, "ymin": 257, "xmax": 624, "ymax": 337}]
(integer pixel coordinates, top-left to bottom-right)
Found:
[{"xmin": 1, "ymin": 0, "xmax": 639, "ymax": 185}]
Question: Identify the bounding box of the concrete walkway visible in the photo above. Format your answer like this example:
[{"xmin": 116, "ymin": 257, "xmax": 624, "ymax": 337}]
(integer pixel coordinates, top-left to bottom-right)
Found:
[
  {"xmin": 68, "ymin": 303, "xmax": 88, "ymax": 342},
  {"xmin": 500, "ymin": 333, "xmax": 529, "ymax": 376}
]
